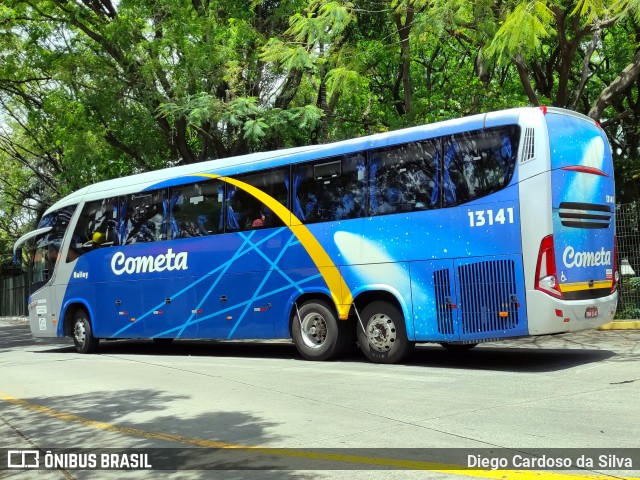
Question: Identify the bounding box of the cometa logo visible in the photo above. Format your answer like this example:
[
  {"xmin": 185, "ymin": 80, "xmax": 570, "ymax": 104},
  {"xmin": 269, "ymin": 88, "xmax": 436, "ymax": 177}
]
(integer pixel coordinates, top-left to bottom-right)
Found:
[
  {"xmin": 562, "ymin": 246, "xmax": 611, "ymax": 269},
  {"xmin": 111, "ymin": 249, "xmax": 188, "ymax": 275}
]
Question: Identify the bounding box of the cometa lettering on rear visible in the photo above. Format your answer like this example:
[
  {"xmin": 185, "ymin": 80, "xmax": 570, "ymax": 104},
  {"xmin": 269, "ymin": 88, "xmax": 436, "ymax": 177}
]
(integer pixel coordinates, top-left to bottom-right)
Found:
[
  {"xmin": 562, "ymin": 246, "xmax": 611, "ymax": 269},
  {"xmin": 111, "ymin": 249, "xmax": 188, "ymax": 275}
]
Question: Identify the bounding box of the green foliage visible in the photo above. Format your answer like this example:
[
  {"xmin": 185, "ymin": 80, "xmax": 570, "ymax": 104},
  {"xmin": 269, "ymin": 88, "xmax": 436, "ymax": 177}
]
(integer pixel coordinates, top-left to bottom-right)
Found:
[{"xmin": 486, "ymin": 2, "xmax": 556, "ymax": 63}]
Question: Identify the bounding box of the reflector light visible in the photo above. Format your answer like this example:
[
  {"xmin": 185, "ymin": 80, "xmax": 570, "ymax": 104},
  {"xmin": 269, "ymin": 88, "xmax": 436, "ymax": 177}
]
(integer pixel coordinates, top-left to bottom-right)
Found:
[
  {"xmin": 555, "ymin": 309, "xmax": 563, "ymax": 317},
  {"xmin": 498, "ymin": 312, "xmax": 509, "ymax": 318},
  {"xmin": 539, "ymin": 106, "xmax": 548, "ymax": 115}
]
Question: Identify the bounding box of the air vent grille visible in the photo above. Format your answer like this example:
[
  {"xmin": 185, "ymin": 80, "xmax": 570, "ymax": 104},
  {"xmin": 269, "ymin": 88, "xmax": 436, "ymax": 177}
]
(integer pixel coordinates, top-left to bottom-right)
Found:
[
  {"xmin": 457, "ymin": 260, "xmax": 519, "ymax": 334},
  {"xmin": 521, "ymin": 128, "xmax": 535, "ymax": 163},
  {"xmin": 558, "ymin": 202, "xmax": 612, "ymax": 229},
  {"xmin": 434, "ymin": 269, "xmax": 454, "ymax": 335}
]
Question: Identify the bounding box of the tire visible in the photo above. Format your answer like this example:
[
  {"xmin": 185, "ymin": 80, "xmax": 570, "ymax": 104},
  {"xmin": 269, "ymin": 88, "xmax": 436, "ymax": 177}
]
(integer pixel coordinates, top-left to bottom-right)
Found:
[
  {"xmin": 439, "ymin": 342, "xmax": 478, "ymax": 352},
  {"xmin": 357, "ymin": 301, "xmax": 414, "ymax": 364},
  {"xmin": 72, "ymin": 309, "xmax": 99, "ymax": 354},
  {"xmin": 292, "ymin": 300, "xmax": 352, "ymax": 361},
  {"xmin": 152, "ymin": 338, "xmax": 174, "ymax": 345}
]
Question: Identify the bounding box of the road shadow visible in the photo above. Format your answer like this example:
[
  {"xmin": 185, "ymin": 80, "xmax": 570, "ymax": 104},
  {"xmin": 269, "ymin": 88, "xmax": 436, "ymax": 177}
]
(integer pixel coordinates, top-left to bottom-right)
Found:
[
  {"xmin": 0, "ymin": 388, "xmax": 320, "ymax": 477},
  {"xmin": 29, "ymin": 336, "xmax": 620, "ymax": 373},
  {"xmin": 0, "ymin": 323, "xmax": 72, "ymax": 352},
  {"xmin": 7, "ymin": 318, "xmax": 633, "ymax": 373},
  {"xmin": 405, "ymin": 343, "xmax": 616, "ymax": 373}
]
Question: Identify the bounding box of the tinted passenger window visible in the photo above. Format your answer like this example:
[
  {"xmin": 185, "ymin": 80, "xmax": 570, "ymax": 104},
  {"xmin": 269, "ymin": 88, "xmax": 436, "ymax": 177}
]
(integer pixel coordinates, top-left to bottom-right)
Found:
[
  {"xmin": 169, "ymin": 180, "xmax": 223, "ymax": 238},
  {"xmin": 120, "ymin": 190, "xmax": 166, "ymax": 244},
  {"xmin": 226, "ymin": 169, "xmax": 288, "ymax": 231},
  {"xmin": 443, "ymin": 126, "xmax": 519, "ymax": 206},
  {"xmin": 293, "ymin": 153, "xmax": 365, "ymax": 224},
  {"xmin": 67, "ymin": 198, "xmax": 118, "ymax": 261},
  {"xmin": 370, "ymin": 141, "xmax": 438, "ymax": 214}
]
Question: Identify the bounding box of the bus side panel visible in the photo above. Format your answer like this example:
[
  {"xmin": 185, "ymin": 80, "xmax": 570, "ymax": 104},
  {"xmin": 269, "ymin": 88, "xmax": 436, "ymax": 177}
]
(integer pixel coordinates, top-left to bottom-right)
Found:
[
  {"xmin": 27, "ymin": 288, "xmax": 59, "ymax": 338},
  {"xmin": 141, "ymin": 275, "xmax": 198, "ymax": 339},
  {"xmin": 339, "ymin": 262, "xmax": 414, "ymax": 340},
  {"xmin": 454, "ymin": 255, "xmax": 528, "ymax": 341},
  {"xmin": 274, "ymin": 268, "xmax": 332, "ymax": 338},
  {"xmin": 93, "ymin": 280, "xmax": 145, "ymax": 338},
  {"xmin": 410, "ymin": 259, "xmax": 458, "ymax": 342}
]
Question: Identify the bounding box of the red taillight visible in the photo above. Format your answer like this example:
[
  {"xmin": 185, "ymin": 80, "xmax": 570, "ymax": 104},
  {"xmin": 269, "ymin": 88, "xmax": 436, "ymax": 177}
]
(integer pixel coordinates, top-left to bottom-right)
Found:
[
  {"xmin": 611, "ymin": 237, "xmax": 619, "ymax": 292},
  {"xmin": 535, "ymin": 235, "xmax": 563, "ymax": 299}
]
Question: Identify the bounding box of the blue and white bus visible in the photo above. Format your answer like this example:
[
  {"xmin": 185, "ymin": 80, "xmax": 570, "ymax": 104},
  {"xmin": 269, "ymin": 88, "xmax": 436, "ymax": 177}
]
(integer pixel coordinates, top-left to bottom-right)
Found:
[{"xmin": 13, "ymin": 107, "xmax": 618, "ymax": 363}]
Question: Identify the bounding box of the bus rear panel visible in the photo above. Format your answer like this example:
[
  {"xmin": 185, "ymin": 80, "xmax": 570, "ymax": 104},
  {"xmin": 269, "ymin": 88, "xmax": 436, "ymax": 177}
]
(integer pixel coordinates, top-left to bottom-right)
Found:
[{"xmin": 525, "ymin": 109, "xmax": 617, "ymax": 335}]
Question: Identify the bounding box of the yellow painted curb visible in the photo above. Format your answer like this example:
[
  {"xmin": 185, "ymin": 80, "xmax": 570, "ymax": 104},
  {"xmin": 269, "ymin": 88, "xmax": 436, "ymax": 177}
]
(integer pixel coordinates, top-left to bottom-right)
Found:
[{"xmin": 598, "ymin": 321, "xmax": 640, "ymax": 330}]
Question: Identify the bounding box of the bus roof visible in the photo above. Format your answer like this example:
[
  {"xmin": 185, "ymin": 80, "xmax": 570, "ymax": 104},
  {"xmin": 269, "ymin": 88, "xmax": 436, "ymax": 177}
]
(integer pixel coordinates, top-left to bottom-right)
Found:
[{"xmin": 44, "ymin": 107, "xmax": 539, "ymax": 214}]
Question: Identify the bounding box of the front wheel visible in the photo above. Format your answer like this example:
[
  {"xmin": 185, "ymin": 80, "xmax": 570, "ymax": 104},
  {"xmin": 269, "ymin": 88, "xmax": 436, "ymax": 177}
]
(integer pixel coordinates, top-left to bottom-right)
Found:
[
  {"xmin": 292, "ymin": 300, "xmax": 352, "ymax": 361},
  {"xmin": 357, "ymin": 301, "xmax": 414, "ymax": 364},
  {"xmin": 72, "ymin": 309, "xmax": 99, "ymax": 354}
]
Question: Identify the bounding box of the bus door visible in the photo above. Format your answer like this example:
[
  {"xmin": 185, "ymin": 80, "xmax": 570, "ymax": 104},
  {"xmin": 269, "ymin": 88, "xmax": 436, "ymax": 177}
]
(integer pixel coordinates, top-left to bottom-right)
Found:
[
  {"xmin": 411, "ymin": 260, "xmax": 459, "ymax": 342},
  {"xmin": 26, "ymin": 234, "xmax": 61, "ymax": 336}
]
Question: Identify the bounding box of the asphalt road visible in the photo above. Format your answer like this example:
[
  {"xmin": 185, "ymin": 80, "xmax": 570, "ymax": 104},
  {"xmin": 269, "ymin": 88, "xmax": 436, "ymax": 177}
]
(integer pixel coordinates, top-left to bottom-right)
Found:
[{"xmin": 0, "ymin": 317, "xmax": 639, "ymax": 480}]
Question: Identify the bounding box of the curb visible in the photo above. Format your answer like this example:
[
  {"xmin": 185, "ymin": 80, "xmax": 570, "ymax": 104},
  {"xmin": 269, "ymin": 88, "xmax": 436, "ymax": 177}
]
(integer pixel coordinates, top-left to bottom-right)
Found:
[{"xmin": 598, "ymin": 320, "xmax": 640, "ymax": 330}]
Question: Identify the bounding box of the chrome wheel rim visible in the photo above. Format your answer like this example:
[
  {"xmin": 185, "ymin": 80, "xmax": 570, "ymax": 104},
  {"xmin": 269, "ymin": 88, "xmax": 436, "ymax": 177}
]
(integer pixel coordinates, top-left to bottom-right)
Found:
[
  {"xmin": 300, "ymin": 312, "xmax": 328, "ymax": 349},
  {"xmin": 74, "ymin": 320, "xmax": 86, "ymax": 346},
  {"xmin": 366, "ymin": 313, "xmax": 396, "ymax": 352}
]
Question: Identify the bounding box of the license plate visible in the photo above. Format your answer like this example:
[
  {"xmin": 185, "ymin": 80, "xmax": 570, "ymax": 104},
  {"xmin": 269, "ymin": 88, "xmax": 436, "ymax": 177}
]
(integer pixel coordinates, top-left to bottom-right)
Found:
[{"xmin": 585, "ymin": 306, "xmax": 598, "ymax": 319}]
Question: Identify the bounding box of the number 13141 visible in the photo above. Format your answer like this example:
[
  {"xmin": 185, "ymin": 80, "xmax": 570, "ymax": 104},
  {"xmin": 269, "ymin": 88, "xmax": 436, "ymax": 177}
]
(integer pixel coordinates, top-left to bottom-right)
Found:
[{"xmin": 468, "ymin": 208, "xmax": 514, "ymax": 227}]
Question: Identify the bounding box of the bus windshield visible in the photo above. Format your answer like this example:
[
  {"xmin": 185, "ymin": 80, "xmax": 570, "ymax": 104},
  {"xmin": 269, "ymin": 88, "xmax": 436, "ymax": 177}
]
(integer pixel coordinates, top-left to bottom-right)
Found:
[{"xmin": 29, "ymin": 205, "xmax": 76, "ymax": 293}]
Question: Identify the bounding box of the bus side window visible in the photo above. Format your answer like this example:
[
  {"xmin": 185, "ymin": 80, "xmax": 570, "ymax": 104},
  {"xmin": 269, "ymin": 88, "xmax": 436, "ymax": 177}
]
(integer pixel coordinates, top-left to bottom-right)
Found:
[
  {"xmin": 444, "ymin": 127, "xmax": 519, "ymax": 207},
  {"xmin": 294, "ymin": 153, "xmax": 365, "ymax": 224},
  {"xmin": 67, "ymin": 197, "xmax": 118, "ymax": 261},
  {"xmin": 120, "ymin": 190, "xmax": 166, "ymax": 244},
  {"xmin": 369, "ymin": 141, "xmax": 437, "ymax": 216},
  {"xmin": 227, "ymin": 168, "xmax": 289, "ymax": 231},
  {"xmin": 169, "ymin": 180, "xmax": 222, "ymax": 238}
]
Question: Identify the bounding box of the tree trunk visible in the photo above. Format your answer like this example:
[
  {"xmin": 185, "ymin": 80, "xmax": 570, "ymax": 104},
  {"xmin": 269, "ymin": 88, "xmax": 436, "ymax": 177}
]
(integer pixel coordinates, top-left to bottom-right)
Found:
[
  {"xmin": 394, "ymin": 6, "xmax": 414, "ymax": 119},
  {"xmin": 589, "ymin": 50, "xmax": 640, "ymax": 119}
]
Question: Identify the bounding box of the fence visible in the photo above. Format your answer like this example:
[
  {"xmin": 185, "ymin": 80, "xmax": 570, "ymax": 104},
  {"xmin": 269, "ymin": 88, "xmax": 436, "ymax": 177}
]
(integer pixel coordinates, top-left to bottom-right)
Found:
[
  {"xmin": 616, "ymin": 202, "xmax": 640, "ymax": 319},
  {"xmin": 0, "ymin": 272, "xmax": 29, "ymax": 317}
]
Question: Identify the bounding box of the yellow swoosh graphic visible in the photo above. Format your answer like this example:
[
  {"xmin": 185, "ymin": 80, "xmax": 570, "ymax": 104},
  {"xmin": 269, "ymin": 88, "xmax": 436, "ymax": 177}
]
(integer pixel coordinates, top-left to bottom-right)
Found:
[{"xmin": 192, "ymin": 173, "xmax": 353, "ymax": 318}]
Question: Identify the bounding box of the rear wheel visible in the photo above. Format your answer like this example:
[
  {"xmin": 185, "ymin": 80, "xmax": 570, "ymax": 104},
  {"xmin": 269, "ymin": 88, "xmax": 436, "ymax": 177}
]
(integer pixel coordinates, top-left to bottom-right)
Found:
[
  {"xmin": 292, "ymin": 300, "xmax": 352, "ymax": 361},
  {"xmin": 357, "ymin": 301, "xmax": 414, "ymax": 364},
  {"xmin": 72, "ymin": 309, "xmax": 99, "ymax": 354},
  {"xmin": 440, "ymin": 342, "xmax": 478, "ymax": 352}
]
